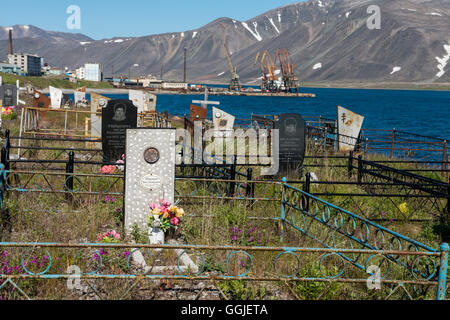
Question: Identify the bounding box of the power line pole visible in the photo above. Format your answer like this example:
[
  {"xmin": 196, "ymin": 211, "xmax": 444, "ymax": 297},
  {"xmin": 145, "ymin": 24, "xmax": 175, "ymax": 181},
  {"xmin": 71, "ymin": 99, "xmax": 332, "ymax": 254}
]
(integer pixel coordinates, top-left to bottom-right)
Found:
[{"xmin": 184, "ymin": 47, "xmax": 187, "ymax": 83}]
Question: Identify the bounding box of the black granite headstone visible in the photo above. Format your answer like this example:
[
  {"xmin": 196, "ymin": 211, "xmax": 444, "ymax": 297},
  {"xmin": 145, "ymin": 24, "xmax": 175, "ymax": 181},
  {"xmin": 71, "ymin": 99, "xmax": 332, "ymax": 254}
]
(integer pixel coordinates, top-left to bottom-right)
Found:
[
  {"xmin": 0, "ymin": 84, "xmax": 17, "ymax": 107},
  {"xmin": 274, "ymin": 113, "xmax": 306, "ymax": 175},
  {"xmin": 102, "ymin": 99, "xmax": 137, "ymax": 162}
]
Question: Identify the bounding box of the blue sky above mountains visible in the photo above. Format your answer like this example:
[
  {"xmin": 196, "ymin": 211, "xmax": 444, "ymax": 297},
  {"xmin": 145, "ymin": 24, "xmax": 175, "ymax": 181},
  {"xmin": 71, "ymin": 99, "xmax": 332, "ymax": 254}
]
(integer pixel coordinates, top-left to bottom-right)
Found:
[{"xmin": 2, "ymin": 0, "xmax": 303, "ymax": 39}]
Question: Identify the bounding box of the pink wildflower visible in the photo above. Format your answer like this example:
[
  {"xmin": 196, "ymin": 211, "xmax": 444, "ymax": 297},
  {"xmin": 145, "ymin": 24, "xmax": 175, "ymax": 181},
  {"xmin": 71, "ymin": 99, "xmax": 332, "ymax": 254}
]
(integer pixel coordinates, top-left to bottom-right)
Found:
[{"xmin": 100, "ymin": 165, "xmax": 116, "ymax": 175}]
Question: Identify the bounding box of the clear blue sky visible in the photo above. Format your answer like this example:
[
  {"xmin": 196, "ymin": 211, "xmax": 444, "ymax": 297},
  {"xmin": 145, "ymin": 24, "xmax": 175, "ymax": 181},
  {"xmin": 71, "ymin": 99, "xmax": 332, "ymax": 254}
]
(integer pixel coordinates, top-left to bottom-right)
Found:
[{"xmin": 2, "ymin": 0, "xmax": 303, "ymax": 40}]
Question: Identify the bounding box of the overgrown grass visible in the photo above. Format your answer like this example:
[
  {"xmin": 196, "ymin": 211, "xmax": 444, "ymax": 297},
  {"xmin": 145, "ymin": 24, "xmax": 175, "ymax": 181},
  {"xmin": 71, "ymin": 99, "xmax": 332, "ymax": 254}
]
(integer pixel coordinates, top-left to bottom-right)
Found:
[
  {"xmin": 0, "ymin": 98, "xmax": 448, "ymax": 300},
  {"xmin": 0, "ymin": 72, "xmax": 113, "ymax": 90}
]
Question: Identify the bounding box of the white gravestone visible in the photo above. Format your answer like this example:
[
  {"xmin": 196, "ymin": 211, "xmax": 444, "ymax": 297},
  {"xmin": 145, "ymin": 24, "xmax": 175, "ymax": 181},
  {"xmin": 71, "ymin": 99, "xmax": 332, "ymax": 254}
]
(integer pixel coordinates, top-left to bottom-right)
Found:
[
  {"xmin": 124, "ymin": 128, "xmax": 176, "ymax": 232},
  {"xmin": 337, "ymin": 106, "xmax": 365, "ymax": 152},
  {"xmin": 90, "ymin": 92, "xmax": 110, "ymax": 148},
  {"xmin": 74, "ymin": 90, "xmax": 86, "ymax": 104},
  {"xmin": 212, "ymin": 107, "xmax": 235, "ymax": 138},
  {"xmin": 49, "ymin": 86, "xmax": 63, "ymax": 109}
]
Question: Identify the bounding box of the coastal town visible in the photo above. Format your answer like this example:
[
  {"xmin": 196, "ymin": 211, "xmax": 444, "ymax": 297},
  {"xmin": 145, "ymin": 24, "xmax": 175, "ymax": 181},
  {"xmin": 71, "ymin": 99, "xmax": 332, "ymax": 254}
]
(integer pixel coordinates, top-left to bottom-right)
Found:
[{"xmin": 0, "ymin": 0, "xmax": 449, "ymax": 307}]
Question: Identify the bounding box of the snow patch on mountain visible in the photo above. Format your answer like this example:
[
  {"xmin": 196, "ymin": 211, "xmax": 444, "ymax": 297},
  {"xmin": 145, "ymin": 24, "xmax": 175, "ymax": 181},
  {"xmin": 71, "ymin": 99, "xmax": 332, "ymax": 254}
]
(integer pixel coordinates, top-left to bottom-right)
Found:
[
  {"xmin": 241, "ymin": 22, "xmax": 262, "ymax": 41},
  {"xmin": 267, "ymin": 16, "xmax": 280, "ymax": 34},
  {"xmin": 192, "ymin": 31, "xmax": 198, "ymax": 39},
  {"xmin": 313, "ymin": 63, "xmax": 322, "ymax": 70},
  {"xmin": 390, "ymin": 66, "xmax": 401, "ymax": 74},
  {"xmin": 436, "ymin": 43, "xmax": 450, "ymax": 78}
]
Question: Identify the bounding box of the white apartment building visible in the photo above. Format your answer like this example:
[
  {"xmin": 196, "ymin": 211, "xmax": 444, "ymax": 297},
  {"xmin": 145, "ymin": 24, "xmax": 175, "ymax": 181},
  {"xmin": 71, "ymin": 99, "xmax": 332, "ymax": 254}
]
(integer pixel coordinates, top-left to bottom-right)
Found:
[
  {"xmin": 8, "ymin": 53, "xmax": 42, "ymax": 76},
  {"xmin": 75, "ymin": 63, "xmax": 103, "ymax": 82}
]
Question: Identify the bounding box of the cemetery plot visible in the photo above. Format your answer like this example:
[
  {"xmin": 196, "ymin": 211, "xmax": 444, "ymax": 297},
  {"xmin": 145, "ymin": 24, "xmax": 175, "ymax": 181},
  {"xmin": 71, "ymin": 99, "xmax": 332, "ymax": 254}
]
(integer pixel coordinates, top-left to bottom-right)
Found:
[{"xmin": 1, "ymin": 99, "xmax": 449, "ymax": 300}]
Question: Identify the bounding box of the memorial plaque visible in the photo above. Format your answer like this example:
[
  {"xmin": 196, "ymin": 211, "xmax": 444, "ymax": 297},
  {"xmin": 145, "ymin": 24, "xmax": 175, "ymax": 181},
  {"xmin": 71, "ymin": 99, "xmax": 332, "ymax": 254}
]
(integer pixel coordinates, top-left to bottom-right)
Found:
[
  {"xmin": 337, "ymin": 106, "xmax": 364, "ymax": 152},
  {"xmin": 124, "ymin": 128, "xmax": 176, "ymax": 231},
  {"xmin": 90, "ymin": 92, "xmax": 110, "ymax": 147},
  {"xmin": 212, "ymin": 107, "xmax": 235, "ymax": 138},
  {"xmin": 0, "ymin": 84, "xmax": 17, "ymax": 107},
  {"xmin": 32, "ymin": 90, "xmax": 51, "ymax": 117},
  {"xmin": 102, "ymin": 99, "xmax": 137, "ymax": 162},
  {"xmin": 190, "ymin": 104, "xmax": 208, "ymax": 122},
  {"xmin": 274, "ymin": 113, "xmax": 306, "ymax": 175},
  {"xmin": 74, "ymin": 87, "xmax": 86, "ymax": 104},
  {"xmin": 49, "ymin": 86, "xmax": 63, "ymax": 109}
]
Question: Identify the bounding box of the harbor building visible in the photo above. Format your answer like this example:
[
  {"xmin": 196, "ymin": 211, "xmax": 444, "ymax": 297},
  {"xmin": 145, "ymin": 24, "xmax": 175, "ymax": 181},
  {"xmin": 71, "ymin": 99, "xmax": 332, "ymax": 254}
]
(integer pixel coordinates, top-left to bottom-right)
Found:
[{"xmin": 0, "ymin": 62, "xmax": 22, "ymax": 75}]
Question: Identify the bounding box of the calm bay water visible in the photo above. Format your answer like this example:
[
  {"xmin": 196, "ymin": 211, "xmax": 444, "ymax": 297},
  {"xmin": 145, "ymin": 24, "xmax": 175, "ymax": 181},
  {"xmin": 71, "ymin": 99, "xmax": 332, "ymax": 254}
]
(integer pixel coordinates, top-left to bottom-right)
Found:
[{"xmin": 71, "ymin": 87, "xmax": 450, "ymax": 140}]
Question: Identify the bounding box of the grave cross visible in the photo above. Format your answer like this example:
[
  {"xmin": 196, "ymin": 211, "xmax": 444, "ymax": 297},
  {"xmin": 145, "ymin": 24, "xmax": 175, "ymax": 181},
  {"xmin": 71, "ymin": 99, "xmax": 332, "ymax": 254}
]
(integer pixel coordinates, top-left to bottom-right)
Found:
[{"xmin": 192, "ymin": 87, "xmax": 220, "ymax": 109}]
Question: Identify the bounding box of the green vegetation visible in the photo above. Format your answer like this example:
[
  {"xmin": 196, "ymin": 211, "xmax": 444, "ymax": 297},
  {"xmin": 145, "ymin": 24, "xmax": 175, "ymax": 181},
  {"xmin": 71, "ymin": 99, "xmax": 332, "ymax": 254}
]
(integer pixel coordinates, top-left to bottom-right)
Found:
[
  {"xmin": 0, "ymin": 105, "xmax": 448, "ymax": 300},
  {"xmin": 0, "ymin": 72, "xmax": 113, "ymax": 90}
]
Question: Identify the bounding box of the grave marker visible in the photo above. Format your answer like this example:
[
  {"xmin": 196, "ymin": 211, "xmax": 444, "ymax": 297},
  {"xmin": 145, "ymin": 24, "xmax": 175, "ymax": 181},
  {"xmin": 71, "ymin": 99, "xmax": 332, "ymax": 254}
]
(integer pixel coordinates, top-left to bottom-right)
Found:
[
  {"xmin": 90, "ymin": 92, "xmax": 110, "ymax": 148},
  {"xmin": 337, "ymin": 106, "xmax": 364, "ymax": 152},
  {"xmin": 124, "ymin": 128, "xmax": 176, "ymax": 232},
  {"xmin": 32, "ymin": 89, "xmax": 51, "ymax": 118},
  {"xmin": 49, "ymin": 86, "xmax": 63, "ymax": 109},
  {"xmin": 0, "ymin": 84, "xmax": 18, "ymax": 107},
  {"xmin": 274, "ymin": 113, "xmax": 306, "ymax": 175},
  {"xmin": 212, "ymin": 107, "xmax": 235, "ymax": 138},
  {"xmin": 102, "ymin": 99, "xmax": 137, "ymax": 162},
  {"xmin": 192, "ymin": 87, "xmax": 220, "ymax": 109},
  {"xmin": 190, "ymin": 104, "xmax": 208, "ymax": 122},
  {"xmin": 74, "ymin": 87, "xmax": 86, "ymax": 104},
  {"xmin": 129, "ymin": 90, "xmax": 157, "ymax": 113}
]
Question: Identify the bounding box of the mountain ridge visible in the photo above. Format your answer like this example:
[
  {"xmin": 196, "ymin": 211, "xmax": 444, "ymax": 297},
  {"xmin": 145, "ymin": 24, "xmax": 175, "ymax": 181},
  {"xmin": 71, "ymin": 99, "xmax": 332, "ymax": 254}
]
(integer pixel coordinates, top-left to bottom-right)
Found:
[{"xmin": 1, "ymin": 0, "xmax": 449, "ymax": 83}]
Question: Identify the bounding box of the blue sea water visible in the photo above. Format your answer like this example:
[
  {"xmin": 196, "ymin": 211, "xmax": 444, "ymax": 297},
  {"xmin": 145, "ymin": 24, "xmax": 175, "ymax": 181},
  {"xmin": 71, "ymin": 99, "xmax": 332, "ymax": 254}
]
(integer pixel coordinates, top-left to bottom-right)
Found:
[{"xmin": 66, "ymin": 87, "xmax": 450, "ymax": 140}]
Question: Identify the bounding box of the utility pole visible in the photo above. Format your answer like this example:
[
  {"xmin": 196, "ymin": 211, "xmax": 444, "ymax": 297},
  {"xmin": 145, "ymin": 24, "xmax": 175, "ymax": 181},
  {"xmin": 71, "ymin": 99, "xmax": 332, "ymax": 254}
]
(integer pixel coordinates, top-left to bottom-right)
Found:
[{"xmin": 184, "ymin": 47, "xmax": 187, "ymax": 83}]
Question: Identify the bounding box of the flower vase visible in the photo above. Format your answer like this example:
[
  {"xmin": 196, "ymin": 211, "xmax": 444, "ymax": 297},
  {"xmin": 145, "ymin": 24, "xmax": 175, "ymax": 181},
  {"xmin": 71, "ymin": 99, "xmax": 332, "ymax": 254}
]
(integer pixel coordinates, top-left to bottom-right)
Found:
[
  {"xmin": 166, "ymin": 228, "xmax": 176, "ymax": 241},
  {"xmin": 149, "ymin": 215, "xmax": 164, "ymax": 253}
]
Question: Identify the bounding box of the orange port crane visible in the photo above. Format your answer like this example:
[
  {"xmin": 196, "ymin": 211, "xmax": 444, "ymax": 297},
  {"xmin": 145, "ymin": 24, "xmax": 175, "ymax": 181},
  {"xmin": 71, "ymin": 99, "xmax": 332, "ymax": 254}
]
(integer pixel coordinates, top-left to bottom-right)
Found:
[
  {"xmin": 223, "ymin": 43, "xmax": 241, "ymax": 91},
  {"xmin": 254, "ymin": 50, "xmax": 279, "ymax": 92},
  {"xmin": 275, "ymin": 48, "xmax": 299, "ymax": 93}
]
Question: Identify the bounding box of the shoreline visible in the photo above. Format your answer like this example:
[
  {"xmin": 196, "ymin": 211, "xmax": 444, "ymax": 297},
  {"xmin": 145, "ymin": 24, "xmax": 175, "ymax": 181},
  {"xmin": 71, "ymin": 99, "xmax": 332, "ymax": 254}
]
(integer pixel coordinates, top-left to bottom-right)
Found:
[{"xmin": 38, "ymin": 83, "xmax": 450, "ymax": 95}]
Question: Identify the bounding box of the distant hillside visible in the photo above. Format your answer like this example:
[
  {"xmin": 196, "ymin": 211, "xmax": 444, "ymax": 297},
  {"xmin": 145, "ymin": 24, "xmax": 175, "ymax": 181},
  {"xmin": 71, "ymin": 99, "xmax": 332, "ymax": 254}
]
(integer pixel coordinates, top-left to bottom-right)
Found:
[{"xmin": 1, "ymin": 0, "xmax": 449, "ymax": 83}]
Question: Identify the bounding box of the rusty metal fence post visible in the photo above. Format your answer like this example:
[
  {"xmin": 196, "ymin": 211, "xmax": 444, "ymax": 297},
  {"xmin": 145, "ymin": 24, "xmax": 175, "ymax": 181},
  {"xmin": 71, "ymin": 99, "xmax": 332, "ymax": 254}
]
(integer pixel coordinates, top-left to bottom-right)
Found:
[
  {"xmin": 443, "ymin": 140, "xmax": 447, "ymax": 173},
  {"xmin": 390, "ymin": 128, "xmax": 396, "ymax": 159},
  {"xmin": 437, "ymin": 243, "xmax": 449, "ymax": 300}
]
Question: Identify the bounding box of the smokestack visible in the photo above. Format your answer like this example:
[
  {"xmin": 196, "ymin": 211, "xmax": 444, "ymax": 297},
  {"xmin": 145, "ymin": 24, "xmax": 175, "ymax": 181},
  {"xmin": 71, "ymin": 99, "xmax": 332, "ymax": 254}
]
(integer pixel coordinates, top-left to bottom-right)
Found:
[{"xmin": 8, "ymin": 29, "xmax": 13, "ymax": 55}]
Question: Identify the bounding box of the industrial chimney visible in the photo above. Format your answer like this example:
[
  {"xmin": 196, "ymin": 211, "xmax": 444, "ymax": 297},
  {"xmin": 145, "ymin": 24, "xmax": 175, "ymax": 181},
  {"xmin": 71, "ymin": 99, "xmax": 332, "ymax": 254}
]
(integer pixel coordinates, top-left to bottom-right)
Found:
[{"xmin": 8, "ymin": 29, "xmax": 13, "ymax": 55}]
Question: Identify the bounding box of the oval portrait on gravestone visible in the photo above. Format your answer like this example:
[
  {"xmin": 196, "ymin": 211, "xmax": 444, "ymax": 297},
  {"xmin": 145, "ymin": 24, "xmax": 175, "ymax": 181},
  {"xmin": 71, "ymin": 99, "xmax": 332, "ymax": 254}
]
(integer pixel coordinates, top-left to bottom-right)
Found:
[
  {"xmin": 144, "ymin": 147, "xmax": 160, "ymax": 164},
  {"xmin": 112, "ymin": 103, "xmax": 127, "ymax": 122},
  {"xmin": 284, "ymin": 118, "xmax": 298, "ymax": 136}
]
